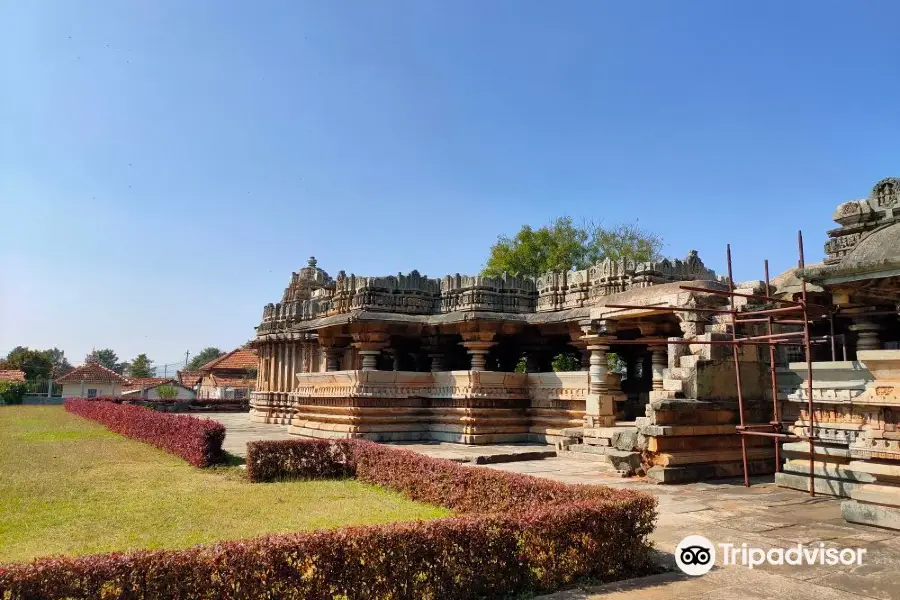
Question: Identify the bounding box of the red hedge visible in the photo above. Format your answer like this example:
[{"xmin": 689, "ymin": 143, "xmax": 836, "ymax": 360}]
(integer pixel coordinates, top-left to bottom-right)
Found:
[
  {"xmin": 64, "ymin": 399, "xmax": 226, "ymax": 468},
  {"xmin": 0, "ymin": 439, "xmax": 657, "ymax": 599}
]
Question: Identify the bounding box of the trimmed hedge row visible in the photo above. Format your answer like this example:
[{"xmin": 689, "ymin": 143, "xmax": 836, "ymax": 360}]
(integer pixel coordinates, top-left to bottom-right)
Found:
[
  {"xmin": 64, "ymin": 399, "xmax": 226, "ymax": 468},
  {"xmin": 87, "ymin": 395, "xmax": 250, "ymax": 409},
  {"xmin": 0, "ymin": 438, "xmax": 657, "ymax": 599}
]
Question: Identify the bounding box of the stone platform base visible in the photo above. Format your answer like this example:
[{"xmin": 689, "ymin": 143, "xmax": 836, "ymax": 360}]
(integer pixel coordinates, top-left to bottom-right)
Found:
[
  {"xmin": 841, "ymin": 500, "xmax": 900, "ymax": 530},
  {"xmin": 775, "ymin": 461, "xmax": 875, "ymax": 497},
  {"xmin": 647, "ymin": 457, "xmax": 776, "ymax": 484}
]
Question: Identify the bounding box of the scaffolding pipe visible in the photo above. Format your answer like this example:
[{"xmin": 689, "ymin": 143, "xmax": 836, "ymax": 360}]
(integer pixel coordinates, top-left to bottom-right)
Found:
[
  {"xmin": 765, "ymin": 260, "xmax": 782, "ymax": 473},
  {"xmin": 724, "ymin": 245, "xmax": 751, "ymax": 488},
  {"xmin": 679, "ymin": 284, "xmax": 805, "ymax": 307},
  {"xmin": 799, "ymin": 230, "xmax": 816, "ymax": 497}
]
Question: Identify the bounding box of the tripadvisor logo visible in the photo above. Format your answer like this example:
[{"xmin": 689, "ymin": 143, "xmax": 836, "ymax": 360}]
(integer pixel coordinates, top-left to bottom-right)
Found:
[
  {"xmin": 675, "ymin": 535, "xmax": 867, "ymax": 576},
  {"xmin": 675, "ymin": 535, "xmax": 715, "ymax": 576}
]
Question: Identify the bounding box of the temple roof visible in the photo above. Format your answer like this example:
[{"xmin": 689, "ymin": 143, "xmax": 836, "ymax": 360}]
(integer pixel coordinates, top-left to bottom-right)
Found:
[{"xmin": 801, "ymin": 221, "xmax": 900, "ymax": 284}]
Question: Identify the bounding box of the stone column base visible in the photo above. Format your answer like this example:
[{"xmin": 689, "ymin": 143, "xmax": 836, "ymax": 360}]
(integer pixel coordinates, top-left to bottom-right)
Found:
[
  {"xmin": 842, "ymin": 498, "xmax": 900, "ymax": 531},
  {"xmin": 584, "ymin": 393, "xmax": 616, "ymax": 427}
]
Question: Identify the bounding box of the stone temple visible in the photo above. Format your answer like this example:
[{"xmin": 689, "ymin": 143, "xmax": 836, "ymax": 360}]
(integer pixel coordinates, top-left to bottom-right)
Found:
[{"xmin": 249, "ymin": 177, "xmax": 900, "ymax": 529}]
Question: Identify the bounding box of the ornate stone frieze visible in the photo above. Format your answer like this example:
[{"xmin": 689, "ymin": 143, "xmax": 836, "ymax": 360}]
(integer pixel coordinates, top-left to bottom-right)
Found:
[
  {"xmin": 821, "ymin": 178, "xmax": 900, "ymax": 265},
  {"xmin": 256, "ymin": 251, "xmax": 719, "ymax": 331},
  {"xmin": 289, "ymin": 370, "xmax": 531, "ymax": 402}
]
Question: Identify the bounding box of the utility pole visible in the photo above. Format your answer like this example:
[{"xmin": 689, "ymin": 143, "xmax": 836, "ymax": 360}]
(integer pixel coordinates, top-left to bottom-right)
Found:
[{"xmin": 185, "ymin": 350, "xmax": 190, "ymax": 370}]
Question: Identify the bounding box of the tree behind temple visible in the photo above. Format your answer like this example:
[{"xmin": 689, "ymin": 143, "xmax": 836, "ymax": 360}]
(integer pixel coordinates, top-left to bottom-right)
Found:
[
  {"xmin": 187, "ymin": 347, "xmax": 224, "ymax": 371},
  {"xmin": 127, "ymin": 354, "xmax": 155, "ymax": 378},
  {"xmin": 482, "ymin": 217, "xmax": 664, "ymax": 278}
]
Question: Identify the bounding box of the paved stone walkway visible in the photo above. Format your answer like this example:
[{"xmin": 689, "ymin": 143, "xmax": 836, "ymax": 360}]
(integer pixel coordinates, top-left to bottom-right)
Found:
[
  {"xmin": 207, "ymin": 413, "xmax": 899, "ymax": 599},
  {"xmin": 207, "ymin": 412, "xmax": 293, "ymax": 457}
]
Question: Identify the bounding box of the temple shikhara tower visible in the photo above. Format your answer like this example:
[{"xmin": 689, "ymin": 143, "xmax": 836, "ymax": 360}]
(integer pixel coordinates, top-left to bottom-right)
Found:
[{"xmin": 249, "ymin": 177, "xmax": 900, "ymax": 529}]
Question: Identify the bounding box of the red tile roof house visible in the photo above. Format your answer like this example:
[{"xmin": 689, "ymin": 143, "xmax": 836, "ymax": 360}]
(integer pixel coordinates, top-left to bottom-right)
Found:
[
  {"xmin": 195, "ymin": 348, "xmax": 258, "ymax": 401},
  {"xmin": 55, "ymin": 362, "xmax": 128, "ymax": 398},
  {"xmin": 0, "ymin": 370, "xmax": 26, "ymax": 383},
  {"xmin": 175, "ymin": 370, "xmax": 203, "ymax": 391},
  {"xmin": 121, "ymin": 378, "xmax": 196, "ymax": 400}
]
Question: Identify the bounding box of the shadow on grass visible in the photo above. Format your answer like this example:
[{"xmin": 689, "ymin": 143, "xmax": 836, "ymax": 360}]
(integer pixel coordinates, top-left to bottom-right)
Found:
[{"xmin": 221, "ymin": 452, "xmax": 246, "ymax": 467}]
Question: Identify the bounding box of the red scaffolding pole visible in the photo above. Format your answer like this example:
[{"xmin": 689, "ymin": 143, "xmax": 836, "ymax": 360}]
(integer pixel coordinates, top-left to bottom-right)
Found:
[{"xmin": 598, "ymin": 231, "xmax": 820, "ymax": 495}]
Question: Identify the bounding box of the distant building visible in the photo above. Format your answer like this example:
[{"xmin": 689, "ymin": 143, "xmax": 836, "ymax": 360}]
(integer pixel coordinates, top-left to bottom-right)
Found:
[
  {"xmin": 121, "ymin": 377, "xmax": 196, "ymax": 400},
  {"xmin": 55, "ymin": 363, "xmax": 127, "ymax": 398},
  {"xmin": 196, "ymin": 348, "xmax": 258, "ymax": 400},
  {"xmin": 0, "ymin": 370, "xmax": 26, "ymax": 383},
  {"xmin": 176, "ymin": 370, "xmax": 203, "ymax": 391}
]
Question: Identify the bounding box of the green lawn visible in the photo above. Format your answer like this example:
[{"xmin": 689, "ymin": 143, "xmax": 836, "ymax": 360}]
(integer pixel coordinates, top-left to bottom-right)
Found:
[{"xmin": 0, "ymin": 406, "xmax": 448, "ymax": 564}]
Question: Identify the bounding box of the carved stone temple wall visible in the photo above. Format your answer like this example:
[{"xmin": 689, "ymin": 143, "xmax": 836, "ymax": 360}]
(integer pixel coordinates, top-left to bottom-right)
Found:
[{"xmin": 249, "ymin": 252, "xmax": 736, "ymax": 448}]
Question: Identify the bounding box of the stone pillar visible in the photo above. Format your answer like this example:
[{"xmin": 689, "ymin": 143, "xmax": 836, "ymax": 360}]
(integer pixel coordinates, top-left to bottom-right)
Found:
[
  {"xmin": 268, "ymin": 343, "xmax": 276, "ymax": 391},
  {"xmin": 351, "ymin": 330, "xmax": 390, "ymax": 372},
  {"xmin": 422, "ymin": 335, "xmax": 446, "ymax": 372},
  {"xmin": 465, "ymin": 343, "xmax": 492, "ymax": 371},
  {"xmin": 391, "ymin": 350, "xmax": 401, "ymax": 371},
  {"xmin": 587, "ymin": 343, "xmax": 609, "ymax": 395},
  {"xmin": 650, "ymin": 345, "xmax": 666, "ymax": 390},
  {"xmin": 324, "ymin": 348, "xmax": 342, "ymax": 372},
  {"xmin": 850, "ymin": 317, "xmax": 883, "ymax": 352},
  {"xmin": 581, "ymin": 319, "xmax": 616, "ymax": 428},
  {"xmin": 569, "ymin": 331, "xmax": 590, "ymax": 371},
  {"xmin": 282, "ymin": 344, "xmax": 290, "ymax": 392},
  {"xmin": 429, "ymin": 351, "xmax": 446, "ymax": 372},
  {"xmin": 359, "ymin": 350, "xmax": 379, "ymax": 370},
  {"xmin": 290, "ymin": 342, "xmax": 299, "ymax": 388},
  {"xmin": 460, "ymin": 332, "xmax": 496, "ymax": 372}
]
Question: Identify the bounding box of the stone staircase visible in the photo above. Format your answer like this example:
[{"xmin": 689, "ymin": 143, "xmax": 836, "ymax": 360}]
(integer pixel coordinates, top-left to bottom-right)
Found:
[{"xmin": 558, "ymin": 425, "xmax": 643, "ymax": 477}]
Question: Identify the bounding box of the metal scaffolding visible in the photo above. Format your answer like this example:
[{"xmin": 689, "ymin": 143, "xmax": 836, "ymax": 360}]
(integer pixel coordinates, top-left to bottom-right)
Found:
[{"xmin": 599, "ymin": 231, "xmax": 824, "ymax": 496}]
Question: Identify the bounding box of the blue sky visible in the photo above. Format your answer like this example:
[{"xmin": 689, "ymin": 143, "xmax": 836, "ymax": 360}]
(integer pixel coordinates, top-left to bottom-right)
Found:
[{"xmin": 2, "ymin": 1, "xmax": 898, "ymax": 367}]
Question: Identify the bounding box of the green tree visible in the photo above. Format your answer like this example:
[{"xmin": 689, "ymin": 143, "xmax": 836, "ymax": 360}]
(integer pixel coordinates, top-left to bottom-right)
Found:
[
  {"xmin": 585, "ymin": 221, "xmax": 664, "ymax": 264},
  {"xmin": 482, "ymin": 217, "xmax": 664, "ymax": 278},
  {"xmin": 551, "ymin": 353, "xmax": 581, "ymax": 372},
  {"xmin": 187, "ymin": 347, "xmax": 224, "ymax": 371},
  {"xmin": 2, "ymin": 347, "xmax": 54, "ymax": 380},
  {"xmin": 43, "ymin": 348, "xmax": 73, "ymax": 378},
  {"xmin": 155, "ymin": 384, "xmax": 179, "ymax": 400},
  {"xmin": 127, "ymin": 354, "xmax": 155, "ymax": 378},
  {"xmin": 482, "ymin": 217, "xmax": 588, "ymax": 278},
  {"xmin": 0, "ymin": 381, "xmax": 27, "ymax": 405},
  {"xmin": 85, "ymin": 349, "xmax": 126, "ymax": 374}
]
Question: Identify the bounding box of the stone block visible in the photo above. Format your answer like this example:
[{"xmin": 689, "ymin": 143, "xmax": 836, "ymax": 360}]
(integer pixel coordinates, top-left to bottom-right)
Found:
[
  {"xmin": 649, "ymin": 390, "xmax": 678, "ymax": 401},
  {"xmin": 662, "ymin": 378, "xmax": 683, "ymax": 392},
  {"xmin": 780, "ymin": 460, "xmax": 876, "ymax": 483},
  {"xmin": 841, "ymin": 499, "xmax": 900, "ymax": 531},
  {"xmin": 679, "ymin": 355, "xmax": 700, "ymax": 369},
  {"xmin": 849, "ymin": 482, "xmax": 900, "ymax": 506},
  {"xmin": 611, "ymin": 428, "xmax": 638, "ymax": 451},
  {"xmin": 781, "ymin": 442, "xmax": 850, "ymax": 458},
  {"xmin": 774, "ymin": 471, "xmax": 861, "ymax": 497},
  {"xmin": 603, "ymin": 449, "xmax": 642, "ymax": 474},
  {"xmin": 581, "ymin": 436, "xmax": 611, "ymax": 447},
  {"xmin": 647, "ymin": 457, "xmax": 774, "ymax": 483},
  {"xmin": 847, "ymin": 460, "xmax": 900, "ymax": 478}
]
